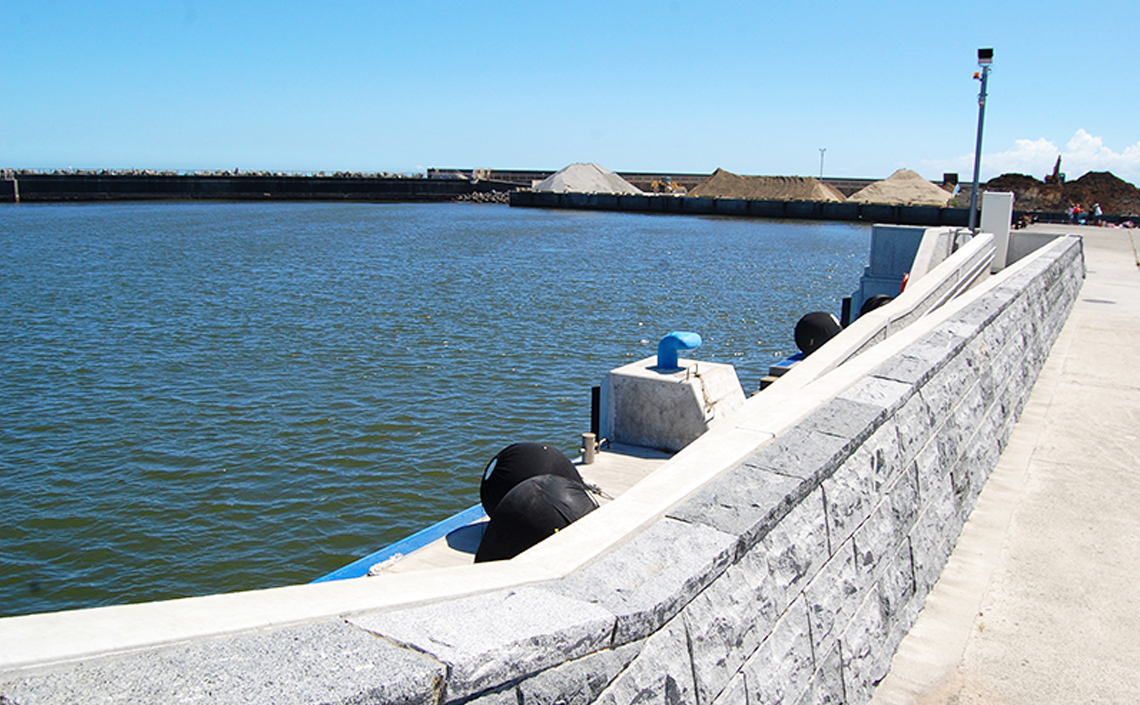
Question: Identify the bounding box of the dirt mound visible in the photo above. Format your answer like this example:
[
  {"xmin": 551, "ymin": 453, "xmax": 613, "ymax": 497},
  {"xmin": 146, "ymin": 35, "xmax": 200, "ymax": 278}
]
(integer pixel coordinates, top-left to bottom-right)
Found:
[
  {"xmin": 533, "ymin": 163, "xmax": 643, "ymax": 195},
  {"xmin": 688, "ymin": 168, "xmax": 845, "ymax": 202},
  {"xmin": 975, "ymin": 171, "xmax": 1140, "ymax": 216},
  {"xmin": 847, "ymin": 169, "xmax": 952, "ymax": 207},
  {"xmin": 978, "ymin": 173, "xmax": 1065, "ymax": 212},
  {"xmin": 1064, "ymin": 172, "xmax": 1140, "ymax": 216}
]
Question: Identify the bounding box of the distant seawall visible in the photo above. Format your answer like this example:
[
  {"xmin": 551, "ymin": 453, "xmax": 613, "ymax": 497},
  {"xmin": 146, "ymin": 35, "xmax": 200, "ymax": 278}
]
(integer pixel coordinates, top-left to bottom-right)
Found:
[
  {"xmin": 0, "ymin": 173, "xmax": 517, "ymax": 203},
  {"xmin": 511, "ymin": 189, "xmax": 974, "ymax": 227},
  {"xmin": 2, "ymin": 175, "xmax": 1090, "ymax": 226},
  {"xmin": 510, "ymin": 190, "xmax": 1106, "ymax": 228}
]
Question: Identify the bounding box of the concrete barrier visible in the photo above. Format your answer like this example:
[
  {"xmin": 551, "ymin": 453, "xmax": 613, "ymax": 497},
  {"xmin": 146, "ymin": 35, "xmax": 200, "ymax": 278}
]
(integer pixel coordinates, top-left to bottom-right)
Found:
[
  {"xmin": 0, "ymin": 232, "xmax": 1083, "ymax": 703},
  {"xmin": 823, "ymin": 201, "xmax": 862, "ymax": 221},
  {"xmin": 858, "ymin": 203, "xmax": 897, "ymax": 224},
  {"xmin": 939, "ymin": 206, "xmax": 971, "ymax": 227},
  {"xmin": 682, "ymin": 197, "xmax": 715, "ymax": 214},
  {"xmin": 619, "ymin": 194, "xmax": 651, "ymax": 211},
  {"xmin": 592, "ymin": 193, "xmax": 619, "ymax": 210},
  {"xmin": 749, "ymin": 199, "xmax": 786, "ymax": 218},
  {"xmin": 896, "ymin": 205, "xmax": 941, "ymax": 226},
  {"xmin": 786, "ymin": 200, "xmax": 827, "ymax": 220},
  {"xmin": 713, "ymin": 198, "xmax": 748, "ymax": 216},
  {"xmin": 0, "ymin": 177, "xmax": 15, "ymax": 203}
]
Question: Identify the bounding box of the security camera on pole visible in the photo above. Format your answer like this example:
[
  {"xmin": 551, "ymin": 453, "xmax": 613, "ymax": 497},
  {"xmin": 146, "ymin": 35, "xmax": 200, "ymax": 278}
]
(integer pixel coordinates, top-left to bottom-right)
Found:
[{"xmin": 968, "ymin": 47, "xmax": 993, "ymax": 233}]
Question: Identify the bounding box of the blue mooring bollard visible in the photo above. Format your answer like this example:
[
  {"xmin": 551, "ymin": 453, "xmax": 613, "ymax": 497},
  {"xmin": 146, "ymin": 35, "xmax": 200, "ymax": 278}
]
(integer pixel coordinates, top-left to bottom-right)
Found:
[{"xmin": 655, "ymin": 331, "xmax": 702, "ymax": 371}]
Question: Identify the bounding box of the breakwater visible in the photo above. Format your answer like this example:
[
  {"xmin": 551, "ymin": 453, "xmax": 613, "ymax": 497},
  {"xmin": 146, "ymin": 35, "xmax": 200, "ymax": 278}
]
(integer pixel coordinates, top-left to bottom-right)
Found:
[
  {"xmin": 0, "ymin": 227, "xmax": 1085, "ymax": 703},
  {"xmin": 0, "ymin": 173, "xmax": 518, "ymax": 203},
  {"xmin": 511, "ymin": 189, "xmax": 973, "ymax": 227},
  {"xmin": 509, "ymin": 190, "xmax": 1112, "ymax": 228},
  {"xmin": 3, "ymin": 173, "xmax": 1098, "ymax": 226}
]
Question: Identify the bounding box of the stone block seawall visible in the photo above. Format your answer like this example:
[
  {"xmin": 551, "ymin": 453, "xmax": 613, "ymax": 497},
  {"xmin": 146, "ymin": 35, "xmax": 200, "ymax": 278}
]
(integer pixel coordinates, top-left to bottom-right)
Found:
[
  {"xmin": 0, "ymin": 237, "xmax": 1083, "ymax": 704},
  {"xmin": 360, "ymin": 237, "xmax": 1079, "ymax": 705},
  {"xmin": 0, "ymin": 174, "xmax": 519, "ymax": 203}
]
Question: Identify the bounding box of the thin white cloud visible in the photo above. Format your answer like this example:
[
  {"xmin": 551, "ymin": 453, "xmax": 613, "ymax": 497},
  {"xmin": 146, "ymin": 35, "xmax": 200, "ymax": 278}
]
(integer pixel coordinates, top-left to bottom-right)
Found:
[
  {"xmin": 1061, "ymin": 130, "xmax": 1140, "ymax": 182},
  {"xmin": 922, "ymin": 130, "xmax": 1140, "ymax": 185},
  {"xmin": 985, "ymin": 137, "xmax": 1061, "ymax": 178}
]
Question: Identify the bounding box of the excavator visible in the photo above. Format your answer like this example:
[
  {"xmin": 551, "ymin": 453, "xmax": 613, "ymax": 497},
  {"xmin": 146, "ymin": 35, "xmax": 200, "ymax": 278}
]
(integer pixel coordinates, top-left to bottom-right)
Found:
[
  {"xmin": 1045, "ymin": 156, "xmax": 1065, "ymax": 184},
  {"xmin": 650, "ymin": 177, "xmax": 684, "ymax": 194}
]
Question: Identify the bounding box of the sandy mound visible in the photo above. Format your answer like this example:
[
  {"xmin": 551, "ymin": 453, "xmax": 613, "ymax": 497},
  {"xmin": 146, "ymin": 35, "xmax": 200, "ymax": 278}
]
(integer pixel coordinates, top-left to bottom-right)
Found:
[
  {"xmin": 533, "ymin": 163, "xmax": 643, "ymax": 194},
  {"xmin": 688, "ymin": 168, "xmax": 845, "ymax": 202},
  {"xmin": 847, "ymin": 169, "xmax": 952, "ymax": 206}
]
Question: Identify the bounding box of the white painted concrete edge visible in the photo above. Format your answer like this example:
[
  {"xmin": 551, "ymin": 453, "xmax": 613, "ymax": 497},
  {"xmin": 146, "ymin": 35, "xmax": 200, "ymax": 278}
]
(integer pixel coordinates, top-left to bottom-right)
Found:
[{"xmin": 768, "ymin": 231, "xmax": 996, "ymax": 395}]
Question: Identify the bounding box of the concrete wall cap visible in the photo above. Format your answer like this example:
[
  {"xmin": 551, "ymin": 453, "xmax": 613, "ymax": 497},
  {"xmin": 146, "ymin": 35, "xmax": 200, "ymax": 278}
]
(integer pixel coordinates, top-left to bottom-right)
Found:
[{"xmin": 349, "ymin": 587, "xmax": 615, "ymax": 701}]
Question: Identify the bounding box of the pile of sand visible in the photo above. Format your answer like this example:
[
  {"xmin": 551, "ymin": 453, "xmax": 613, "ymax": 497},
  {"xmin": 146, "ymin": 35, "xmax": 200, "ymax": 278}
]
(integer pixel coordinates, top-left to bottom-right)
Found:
[
  {"xmin": 533, "ymin": 163, "xmax": 643, "ymax": 195},
  {"xmin": 847, "ymin": 169, "xmax": 952, "ymax": 207},
  {"xmin": 687, "ymin": 168, "xmax": 845, "ymax": 202}
]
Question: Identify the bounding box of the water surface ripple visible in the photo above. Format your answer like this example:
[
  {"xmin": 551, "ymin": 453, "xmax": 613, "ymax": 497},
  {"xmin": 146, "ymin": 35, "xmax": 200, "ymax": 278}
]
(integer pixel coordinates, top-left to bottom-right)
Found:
[{"xmin": 0, "ymin": 202, "xmax": 869, "ymax": 616}]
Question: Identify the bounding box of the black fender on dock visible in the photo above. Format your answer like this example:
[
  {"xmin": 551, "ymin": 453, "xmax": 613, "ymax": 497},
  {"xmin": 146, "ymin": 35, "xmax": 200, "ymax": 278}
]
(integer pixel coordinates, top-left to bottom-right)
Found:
[
  {"xmin": 794, "ymin": 311, "xmax": 842, "ymax": 356},
  {"xmin": 859, "ymin": 294, "xmax": 894, "ymax": 318},
  {"xmin": 474, "ymin": 474, "xmax": 598, "ymax": 563},
  {"xmin": 479, "ymin": 442, "xmax": 583, "ymax": 517}
]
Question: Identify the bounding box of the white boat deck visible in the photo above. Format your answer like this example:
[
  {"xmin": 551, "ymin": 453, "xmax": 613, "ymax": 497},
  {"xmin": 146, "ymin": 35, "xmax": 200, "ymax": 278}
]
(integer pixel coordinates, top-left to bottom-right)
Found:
[{"xmin": 375, "ymin": 442, "xmax": 673, "ymax": 574}]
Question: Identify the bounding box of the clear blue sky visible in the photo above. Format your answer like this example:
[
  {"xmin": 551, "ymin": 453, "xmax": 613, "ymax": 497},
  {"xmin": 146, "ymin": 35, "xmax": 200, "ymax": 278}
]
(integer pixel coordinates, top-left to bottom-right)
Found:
[{"xmin": 4, "ymin": 0, "xmax": 1138, "ymax": 183}]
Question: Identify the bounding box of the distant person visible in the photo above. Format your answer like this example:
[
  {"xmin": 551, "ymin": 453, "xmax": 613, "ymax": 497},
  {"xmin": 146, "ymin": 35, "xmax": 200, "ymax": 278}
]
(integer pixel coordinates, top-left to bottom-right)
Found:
[
  {"xmin": 1093, "ymin": 203, "xmax": 1103, "ymax": 225},
  {"xmin": 1068, "ymin": 203, "xmax": 1077, "ymax": 224}
]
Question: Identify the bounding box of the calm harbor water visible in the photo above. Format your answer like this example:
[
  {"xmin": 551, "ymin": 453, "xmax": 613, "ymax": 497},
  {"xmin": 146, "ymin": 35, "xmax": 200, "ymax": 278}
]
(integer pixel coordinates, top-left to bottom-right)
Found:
[{"xmin": 0, "ymin": 201, "xmax": 870, "ymax": 617}]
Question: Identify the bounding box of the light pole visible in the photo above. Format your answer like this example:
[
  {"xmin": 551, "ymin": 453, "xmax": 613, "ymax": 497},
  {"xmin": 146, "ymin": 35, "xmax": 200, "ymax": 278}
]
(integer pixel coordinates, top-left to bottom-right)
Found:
[
  {"xmin": 968, "ymin": 47, "xmax": 993, "ymax": 233},
  {"xmin": 819, "ymin": 148, "xmax": 826, "ymax": 181}
]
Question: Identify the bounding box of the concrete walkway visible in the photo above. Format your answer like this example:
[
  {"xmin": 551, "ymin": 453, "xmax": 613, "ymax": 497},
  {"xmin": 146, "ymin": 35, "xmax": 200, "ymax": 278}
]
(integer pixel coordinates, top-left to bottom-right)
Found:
[{"xmin": 871, "ymin": 223, "xmax": 1140, "ymax": 704}]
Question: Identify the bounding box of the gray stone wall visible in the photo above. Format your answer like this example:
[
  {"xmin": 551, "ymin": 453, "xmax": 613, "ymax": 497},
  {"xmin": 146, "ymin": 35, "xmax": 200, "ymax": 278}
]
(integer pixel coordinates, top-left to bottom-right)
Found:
[{"xmin": 0, "ymin": 238, "xmax": 1083, "ymax": 705}]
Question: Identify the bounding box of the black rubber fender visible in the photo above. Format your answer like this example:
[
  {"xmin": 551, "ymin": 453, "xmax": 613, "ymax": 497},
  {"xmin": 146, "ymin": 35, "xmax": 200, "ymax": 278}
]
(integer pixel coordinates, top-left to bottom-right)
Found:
[
  {"xmin": 859, "ymin": 294, "xmax": 894, "ymax": 317},
  {"xmin": 794, "ymin": 311, "xmax": 842, "ymax": 356},
  {"xmin": 474, "ymin": 474, "xmax": 598, "ymax": 563},
  {"xmin": 479, "ymin": 442, "xmax": 582, "ymax": 518}
]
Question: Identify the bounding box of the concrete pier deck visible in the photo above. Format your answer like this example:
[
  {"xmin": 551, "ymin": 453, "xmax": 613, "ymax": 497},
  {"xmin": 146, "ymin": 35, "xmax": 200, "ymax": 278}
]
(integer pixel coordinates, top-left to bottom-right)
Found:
[{"xmin": 871, "ymin": 223, "xmax": 1140, "ymax": 704}]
